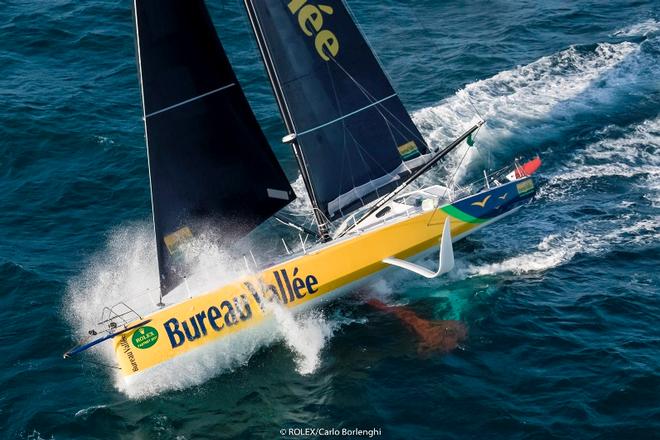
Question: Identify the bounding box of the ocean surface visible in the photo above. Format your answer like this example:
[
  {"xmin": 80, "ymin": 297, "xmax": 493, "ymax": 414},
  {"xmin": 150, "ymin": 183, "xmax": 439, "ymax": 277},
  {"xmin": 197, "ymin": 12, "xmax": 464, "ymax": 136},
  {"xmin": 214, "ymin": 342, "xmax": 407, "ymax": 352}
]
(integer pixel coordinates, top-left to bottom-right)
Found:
[{"xmin": 1, "ymin": 0, "xmax": 659, "ymax": 438}]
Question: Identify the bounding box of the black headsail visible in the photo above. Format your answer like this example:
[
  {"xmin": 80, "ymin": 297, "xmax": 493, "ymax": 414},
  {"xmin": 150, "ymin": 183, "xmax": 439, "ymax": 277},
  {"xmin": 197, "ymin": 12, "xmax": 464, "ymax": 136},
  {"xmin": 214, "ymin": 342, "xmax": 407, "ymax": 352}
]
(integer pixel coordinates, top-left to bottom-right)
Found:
[
  {"xmin": 243, "ymin": 0, "xmax": 431, "ymax": 232},
  {"xmin": 133, "ymin": 0, "xmax": 295, "ymax": 298}
]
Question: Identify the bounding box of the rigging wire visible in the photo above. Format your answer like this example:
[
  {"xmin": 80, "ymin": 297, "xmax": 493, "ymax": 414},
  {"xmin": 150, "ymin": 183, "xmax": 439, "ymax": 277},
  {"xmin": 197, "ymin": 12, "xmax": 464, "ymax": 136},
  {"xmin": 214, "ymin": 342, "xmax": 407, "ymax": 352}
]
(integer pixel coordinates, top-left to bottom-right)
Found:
[
  {"xmin": 407, "ymin": 3, "xmax": 490, "ymax": 156},
  {"xmin": 341, "ymin": 0, "xmax": 427, "ymax": 146},
  {"xmin": 322, "ymin": 52, "xmax": 428, "ymax": 220},
  {"xmin": 325, "ymin": 56, "xmax": 373, "ymax": 217},
  {"xmin": 440, "ymin": 124, "xmax": 483, "ymax": 199},
  {"xmin": 338, "ymin": 122, "xmax": 482, "ymax": 237},
  {"xmin": 461, "ymin": 89, "xmax": 487, "ymax": 123},
  {"xmin": 329, "ymin": 56, "xmax": 426, "ymax": 147}
]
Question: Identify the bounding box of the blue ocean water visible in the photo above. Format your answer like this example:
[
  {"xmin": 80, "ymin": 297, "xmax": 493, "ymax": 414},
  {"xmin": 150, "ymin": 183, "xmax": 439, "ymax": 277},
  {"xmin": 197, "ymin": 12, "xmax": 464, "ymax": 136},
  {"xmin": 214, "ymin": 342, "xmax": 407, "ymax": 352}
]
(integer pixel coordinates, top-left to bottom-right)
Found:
[{"xmin": 1, "ymin": 0, "xmax": 659, "ymax": 438}]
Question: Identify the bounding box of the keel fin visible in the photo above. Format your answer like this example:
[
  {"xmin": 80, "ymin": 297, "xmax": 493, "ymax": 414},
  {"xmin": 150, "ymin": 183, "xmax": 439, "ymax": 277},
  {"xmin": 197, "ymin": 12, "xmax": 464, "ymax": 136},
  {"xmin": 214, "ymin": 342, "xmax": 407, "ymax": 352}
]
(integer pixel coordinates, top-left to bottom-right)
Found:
[{"xmin": 382, "ymin": 217, "xmax": 455, "ymax": 278}]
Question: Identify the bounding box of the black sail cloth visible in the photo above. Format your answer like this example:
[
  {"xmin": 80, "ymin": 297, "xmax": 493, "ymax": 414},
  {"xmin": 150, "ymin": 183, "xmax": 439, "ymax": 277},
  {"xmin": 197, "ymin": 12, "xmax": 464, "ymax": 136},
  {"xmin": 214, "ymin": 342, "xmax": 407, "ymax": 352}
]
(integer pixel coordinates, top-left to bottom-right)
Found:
[
  {"xmin": 134, "ymin": 0, "xmax": 295, "ymax": 296},
  {"xmin": 244, "ymin": 0, "xmax": 430, "ymax": 220}
]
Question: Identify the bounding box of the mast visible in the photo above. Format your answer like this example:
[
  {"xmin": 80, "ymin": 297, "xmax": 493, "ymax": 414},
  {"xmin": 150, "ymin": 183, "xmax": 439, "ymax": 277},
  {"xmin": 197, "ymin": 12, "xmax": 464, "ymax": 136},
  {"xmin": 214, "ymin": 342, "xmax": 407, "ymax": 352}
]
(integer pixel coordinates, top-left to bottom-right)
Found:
[
  {"xmin": 242, "ymin": 0, "xmax": 432, "ymax": 229},
  {"xmin": 243, "ymin": 0, "xmax": 331, "ymax": 240}
]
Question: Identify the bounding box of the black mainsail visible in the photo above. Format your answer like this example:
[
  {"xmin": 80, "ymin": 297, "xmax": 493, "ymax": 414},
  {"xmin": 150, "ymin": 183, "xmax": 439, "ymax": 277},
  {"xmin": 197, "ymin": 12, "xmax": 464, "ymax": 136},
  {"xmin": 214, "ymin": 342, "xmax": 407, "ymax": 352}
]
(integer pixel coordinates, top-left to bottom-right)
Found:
[
  {"xmin": 243, "ymin": 0, "xmax": 431, "ymax": 229},
  {"xmin": 133, "ymin": 0, "xmax": 295, "ymax": 297}
]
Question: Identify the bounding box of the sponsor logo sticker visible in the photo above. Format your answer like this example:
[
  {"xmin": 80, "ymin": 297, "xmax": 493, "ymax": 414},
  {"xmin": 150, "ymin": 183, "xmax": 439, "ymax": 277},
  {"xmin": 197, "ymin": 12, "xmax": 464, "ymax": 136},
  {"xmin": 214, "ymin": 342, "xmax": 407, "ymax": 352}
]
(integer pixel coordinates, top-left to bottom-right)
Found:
[
  {"xmin": 516, "ymin": 179, "xmax": 535, "ymax": 196},
  {"xmin": 132, "ymin": 326, "xmax": 159, "ymax": 349},
  {"xmin": 397, "ymin": 141, "xmax": 420, "ymax": 160},
  {"xmin": 164, "ymin": 226, "xmax": 193, "ymax": 255}
]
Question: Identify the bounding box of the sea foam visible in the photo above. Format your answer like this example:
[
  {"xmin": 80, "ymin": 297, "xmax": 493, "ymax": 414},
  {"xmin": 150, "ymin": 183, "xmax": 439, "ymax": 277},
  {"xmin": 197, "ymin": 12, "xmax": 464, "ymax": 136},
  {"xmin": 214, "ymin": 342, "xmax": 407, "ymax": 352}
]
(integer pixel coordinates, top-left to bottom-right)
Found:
[
  {"xmin": 540, "ymin": 116, "xmax": 660, "ymax": 203},
  {"xmin": 288, "ymin": 40, "xmax": 651, "ymax": 217},
  {"xmin": 612, "ymin": 18, "xmax": 660, "ymax": 38},
  {"xmin": 65, "ymin": 38, "xmax": 658, "ymax": 398},
  {"xmin": 461, "ymin": 116, "xmax": 659, "ymax": 277},
  {"xmin": 458, "ymin": 217, "xmax": 659, "ymax": 278},
  {"xmin": 64, "ymin": 224, "xmax": 339, "ymax": 398},
  {"xmin": 411, "ymin": 40, "xmax": 653, "ymax": 182}
]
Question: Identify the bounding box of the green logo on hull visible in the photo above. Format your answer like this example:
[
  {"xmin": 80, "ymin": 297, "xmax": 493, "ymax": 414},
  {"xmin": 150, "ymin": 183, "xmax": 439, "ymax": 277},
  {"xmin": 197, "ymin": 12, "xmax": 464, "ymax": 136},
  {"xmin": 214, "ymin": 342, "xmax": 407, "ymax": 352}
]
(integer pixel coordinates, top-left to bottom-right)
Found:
[{"xmin": 132, "ymin": 326, "xmax": 159, "ymax": 349}]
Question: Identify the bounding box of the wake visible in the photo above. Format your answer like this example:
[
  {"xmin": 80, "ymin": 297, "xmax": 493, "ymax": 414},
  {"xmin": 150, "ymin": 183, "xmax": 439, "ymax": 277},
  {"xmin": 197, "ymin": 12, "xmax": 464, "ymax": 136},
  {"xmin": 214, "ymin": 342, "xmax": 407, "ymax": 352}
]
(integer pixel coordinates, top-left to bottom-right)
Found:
[
  {"xmin": 412, "ymin": 37, "xmax": 658, "ymax": 180},
  {"xmin": 459, "ymin": 218, "xmax": 659, "ymax": 278},
  {"xmin": 288, "ymin": 37, "xmax": 658, "ymax": 214},
  {"xmin": 65, "ymin": 30, "xmax": 659, "ymax": 398},
  {"xmin": 612, "ymin": 18, "xmax": 660, "ymax": 38},
  {"xmin": 461, "ymin": 115, "xmax": 660, "ymax": 277}
]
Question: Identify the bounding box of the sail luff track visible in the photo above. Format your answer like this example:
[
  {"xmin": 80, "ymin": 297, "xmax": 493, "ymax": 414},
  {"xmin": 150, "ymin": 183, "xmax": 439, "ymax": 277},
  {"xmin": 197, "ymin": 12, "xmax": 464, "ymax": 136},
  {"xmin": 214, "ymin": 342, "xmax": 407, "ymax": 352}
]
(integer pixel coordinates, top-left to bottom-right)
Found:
[
  {"xmin": 243, "ymin": 0, "xmax": 331, "ymax": 238},
  {"xmin": 132, "ymin": 0, "xmax": 163, "ymax": 302}
]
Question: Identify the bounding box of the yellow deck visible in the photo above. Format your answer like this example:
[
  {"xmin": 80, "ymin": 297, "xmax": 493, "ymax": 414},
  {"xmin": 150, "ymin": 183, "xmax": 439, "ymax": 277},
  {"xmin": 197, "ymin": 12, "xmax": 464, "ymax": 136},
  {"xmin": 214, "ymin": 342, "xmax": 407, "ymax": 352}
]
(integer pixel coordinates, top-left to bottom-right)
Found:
[{"xmin": 114, "ymin": 207, "xmax": 475, "ymax": 376}]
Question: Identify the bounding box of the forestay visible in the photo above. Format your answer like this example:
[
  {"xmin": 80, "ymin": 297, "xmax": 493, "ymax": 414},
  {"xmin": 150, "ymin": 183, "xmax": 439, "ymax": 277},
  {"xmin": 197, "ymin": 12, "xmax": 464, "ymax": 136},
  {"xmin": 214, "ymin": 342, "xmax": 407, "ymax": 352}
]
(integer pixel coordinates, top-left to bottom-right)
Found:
[
  {"xmin": 133, "ymin": 0, "xmax": 295, "ymax": 296},
  {"xmin": 244, "ymin": 0, "xmax": 430, "ymax": 221}
]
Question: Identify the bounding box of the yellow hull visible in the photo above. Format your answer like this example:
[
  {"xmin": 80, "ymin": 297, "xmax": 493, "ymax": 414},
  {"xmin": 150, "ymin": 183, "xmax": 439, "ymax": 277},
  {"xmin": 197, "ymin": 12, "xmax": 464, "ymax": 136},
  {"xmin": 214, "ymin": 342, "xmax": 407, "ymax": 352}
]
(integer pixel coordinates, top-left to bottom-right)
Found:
[{"xmin": 114, "ymin": 178, "xmax": 535, "ymax": 377}]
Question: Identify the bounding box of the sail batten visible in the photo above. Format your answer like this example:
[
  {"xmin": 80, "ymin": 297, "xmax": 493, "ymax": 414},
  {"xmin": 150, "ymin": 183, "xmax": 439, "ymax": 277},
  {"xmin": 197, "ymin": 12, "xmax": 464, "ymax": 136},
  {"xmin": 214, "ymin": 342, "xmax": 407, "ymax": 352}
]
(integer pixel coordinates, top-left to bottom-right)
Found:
[
  {"xmin": 296, "ymin": 93, "xmax": 398, "ymax": 137},
  {"xmin": 145, "ymin": 83, "xmax": 236, "ymax": 119},
  {"xmin": 243, "ymin": 0, "xmax": 431, "ymax": 221},
  {"xmin": 133, "ymin": 0, "xmax": 295, "ymax": 297}
]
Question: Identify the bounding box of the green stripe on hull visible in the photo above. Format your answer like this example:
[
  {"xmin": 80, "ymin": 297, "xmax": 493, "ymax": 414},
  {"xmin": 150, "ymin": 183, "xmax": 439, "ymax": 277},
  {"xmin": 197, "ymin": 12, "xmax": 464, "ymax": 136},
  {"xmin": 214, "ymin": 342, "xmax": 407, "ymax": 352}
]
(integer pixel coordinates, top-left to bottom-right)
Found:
[{"xmin": 441, "ymin": 205, "xmax": 488, "ymax": 224}]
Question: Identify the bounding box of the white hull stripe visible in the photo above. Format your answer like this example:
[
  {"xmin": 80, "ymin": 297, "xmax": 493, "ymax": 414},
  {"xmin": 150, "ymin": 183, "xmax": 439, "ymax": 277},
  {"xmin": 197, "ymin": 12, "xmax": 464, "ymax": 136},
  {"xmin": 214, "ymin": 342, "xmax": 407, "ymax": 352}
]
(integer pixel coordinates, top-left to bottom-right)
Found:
[
  {"xmin": 145, "ymin": 83, "xmax": 236, "ymax": 119},
  {"xmin": 296, "ymin": 93, "xmax": 398, "ymax": 137}
]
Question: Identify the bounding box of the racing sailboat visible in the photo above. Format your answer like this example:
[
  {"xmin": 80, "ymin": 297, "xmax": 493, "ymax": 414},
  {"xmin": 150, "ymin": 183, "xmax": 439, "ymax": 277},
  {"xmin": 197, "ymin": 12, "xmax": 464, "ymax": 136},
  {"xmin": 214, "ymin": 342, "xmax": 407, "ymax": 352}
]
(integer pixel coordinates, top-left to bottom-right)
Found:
[{"xmin": 65, "ymin": 0, "xmax": 540, "ymax": 379}]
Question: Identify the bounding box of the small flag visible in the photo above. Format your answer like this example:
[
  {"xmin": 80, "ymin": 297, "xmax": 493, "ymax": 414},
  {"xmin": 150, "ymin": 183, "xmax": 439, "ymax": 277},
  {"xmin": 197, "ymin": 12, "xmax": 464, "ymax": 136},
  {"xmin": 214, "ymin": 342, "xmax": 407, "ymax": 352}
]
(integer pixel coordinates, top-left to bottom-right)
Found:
[{"xmin": 467, "ymin": 133, "xmax": 475, "ymax": 147}]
